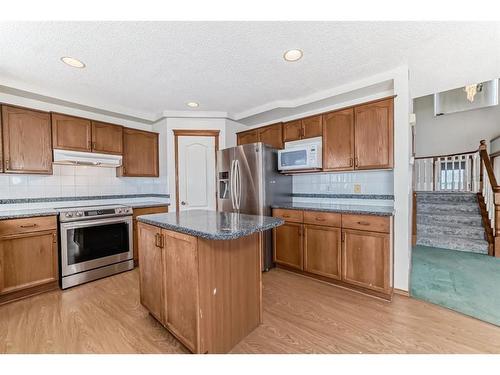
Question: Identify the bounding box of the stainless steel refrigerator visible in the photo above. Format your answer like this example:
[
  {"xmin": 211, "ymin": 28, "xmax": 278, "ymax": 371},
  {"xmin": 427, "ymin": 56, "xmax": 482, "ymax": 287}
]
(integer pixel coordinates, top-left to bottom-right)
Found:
[{"xmin": 217, "ymin": 142, "xmax": 292, "ymax": 270}]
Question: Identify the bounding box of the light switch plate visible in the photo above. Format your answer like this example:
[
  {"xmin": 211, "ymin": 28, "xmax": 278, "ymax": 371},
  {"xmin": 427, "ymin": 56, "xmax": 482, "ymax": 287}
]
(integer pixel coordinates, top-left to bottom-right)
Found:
[{"xmin": 354, "ymin": 184, "xmax": 362, "ymax": 193}]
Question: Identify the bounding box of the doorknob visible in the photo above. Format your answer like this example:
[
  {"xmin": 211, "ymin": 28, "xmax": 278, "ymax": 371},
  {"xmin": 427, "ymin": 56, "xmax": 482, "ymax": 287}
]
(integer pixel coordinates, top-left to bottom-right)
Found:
[{"xmin": 181, "ymin": 201, "xmax": 187, "ymax": 206}]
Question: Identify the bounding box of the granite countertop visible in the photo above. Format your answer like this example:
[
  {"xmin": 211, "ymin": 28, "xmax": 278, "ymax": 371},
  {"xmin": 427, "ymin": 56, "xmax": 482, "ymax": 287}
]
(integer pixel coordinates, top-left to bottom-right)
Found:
[
  {"xmin": 272, "ymin": 202, "xmax": 394, "ymax": 216},
  {"xmin": 0, "ymin": 197, "xmax": 170, "ymax": 220},
  {"xmin": 137, "ymin": 210, "xmax": 284, "ymax": 240}
]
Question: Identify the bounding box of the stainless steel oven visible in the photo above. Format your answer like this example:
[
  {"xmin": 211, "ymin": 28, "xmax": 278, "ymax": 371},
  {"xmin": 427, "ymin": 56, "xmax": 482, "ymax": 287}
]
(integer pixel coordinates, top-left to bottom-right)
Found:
[{"xmin": 58, "ymin": 205, "xmax": 134, "ymax": 289}]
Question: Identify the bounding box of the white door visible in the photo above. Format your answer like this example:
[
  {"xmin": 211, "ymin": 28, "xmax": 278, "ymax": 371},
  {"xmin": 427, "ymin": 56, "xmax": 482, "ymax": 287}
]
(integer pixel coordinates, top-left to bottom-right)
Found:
[{"xmin": 177, "ymin": 136, "xmax": 216, "ymax": 211}]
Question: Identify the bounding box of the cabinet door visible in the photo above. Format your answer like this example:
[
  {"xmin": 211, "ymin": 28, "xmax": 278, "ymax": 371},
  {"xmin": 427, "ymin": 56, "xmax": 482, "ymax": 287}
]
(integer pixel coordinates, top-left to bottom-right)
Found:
[
  {"xmin": 163, "ymin": 230, "xmax": 199, "ymax": 352},
  {"xmin": 273, "ymin": 222, "xmax": 303, "ymax": 269},
  {"xmin": 0, "ymin": 109, "xmax": 3, "ymax": 173},
  {"xmin": 120, "ymin": 128, "xmax": 159, "ymax": 177},
  {"xmin": 342, "ymin": 229, "xmax": 391, "ymax": 293},
  {"xmin": 323, "ymin": 108, "xmax": 354, "ymax": 171},
  {"xmin": 282, "ymin": 120, "xmax": 302, "ymax": 142},
  {"xmin": 237, "ymin": 130, "xmax": 259, "ymax": 145},
  {"xmin": 2, "ymin": 105, "xmax": 53, "ymax": 174},
  {"xmin": 258, "ymin": 123, "xmax": 283, "ymax": 149},
  {"xmin": 302, "ymin": 115, "xmax": 322, "ymax": 139},
  {"xmin": 0, "ymin": 230, "xmax": 58, "ymax": 296},
  {"xmin": 91, "ymin": 121, "xmax": 123, "ymax": 155},
  {"xmin": 138, "ymin": 223, "xmax": 164, "ymax": 322},
  {"xmin": 354, "ymin": 98, "xmax": 393, "ymax": 169},
  {"xmin": 51, "ymin": 113, "xmax": 92, "ymax": 152},
  {"xmin": 304, "ymin": 225, "xmax": 341, "ymax": 280},
  {"xmin": 132, "ymin": 206, "xmax": 168, "ymax": 266}
]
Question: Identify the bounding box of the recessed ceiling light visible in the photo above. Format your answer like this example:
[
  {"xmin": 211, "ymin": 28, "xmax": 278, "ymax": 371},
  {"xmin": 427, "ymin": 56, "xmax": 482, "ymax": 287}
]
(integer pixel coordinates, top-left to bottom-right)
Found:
[
  {"xmin": 283, "ymin": 49, "xmax": 303, "ymax": 62},
  {"xmin": 186, "ymin": 101, "xmax": 199, "ymax": 108},
  {"xmin": 61, "ymin": 56, "xmax": 86, "ymax": 68}
]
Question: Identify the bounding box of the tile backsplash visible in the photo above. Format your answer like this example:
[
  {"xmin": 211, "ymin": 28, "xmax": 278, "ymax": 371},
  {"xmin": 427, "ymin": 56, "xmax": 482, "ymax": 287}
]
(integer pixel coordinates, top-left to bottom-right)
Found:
[
  {"xmin": 0, "ymin": 165, "xmax": 167, "ymax": 199},
  {"xmin": 293, "ymin": 170, "xmax": 394, "ymax": 196}
]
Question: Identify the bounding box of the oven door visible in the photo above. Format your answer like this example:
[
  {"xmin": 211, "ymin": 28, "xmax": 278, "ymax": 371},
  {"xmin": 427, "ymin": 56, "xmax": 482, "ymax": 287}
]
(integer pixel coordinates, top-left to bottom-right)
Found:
[
  {"xmin": 278, "ymin": 148, "xmax": 309, "ymax": 170},
  {"xmin": 60, "ymin": 216, "xmax": 133, "ymax": 277}
]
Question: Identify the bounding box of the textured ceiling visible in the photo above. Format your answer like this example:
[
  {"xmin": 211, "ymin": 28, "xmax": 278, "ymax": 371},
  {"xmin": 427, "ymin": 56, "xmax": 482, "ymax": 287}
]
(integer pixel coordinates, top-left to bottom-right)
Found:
[{"xmin": 0, "ymin": 21, "xmax": 499, "ymax": 121}]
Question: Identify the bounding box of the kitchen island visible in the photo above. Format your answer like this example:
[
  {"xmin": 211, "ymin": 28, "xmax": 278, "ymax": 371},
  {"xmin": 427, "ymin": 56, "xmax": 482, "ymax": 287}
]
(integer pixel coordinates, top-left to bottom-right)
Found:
[{"xmin": 136, "ymin": 210, "xmax": 283, "ymax": 353}]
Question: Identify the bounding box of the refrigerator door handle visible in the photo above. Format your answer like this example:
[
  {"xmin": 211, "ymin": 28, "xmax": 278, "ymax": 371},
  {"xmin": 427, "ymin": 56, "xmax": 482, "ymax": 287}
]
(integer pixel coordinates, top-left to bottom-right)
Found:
[
  {"xmin": 230, "ymin": 159, "xmax": 236, "ymax": 210},
  {"xmin": 236, "ymin": 159, "xmax": 242, "ymax": 210}
]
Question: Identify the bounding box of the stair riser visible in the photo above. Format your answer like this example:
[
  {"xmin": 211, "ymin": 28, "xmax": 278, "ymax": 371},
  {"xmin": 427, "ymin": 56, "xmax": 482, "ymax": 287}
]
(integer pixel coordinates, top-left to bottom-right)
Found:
[
  {"xmin": 416, "ymin": 215, "xmax": 483, "ymax": 227},
  {"xmin": 416, "ymin": 225, "xmax": 485, "ymax": 239},
  {"xmin": 416, "ymin": 237, "xmax": 488, "ymax": 254}
]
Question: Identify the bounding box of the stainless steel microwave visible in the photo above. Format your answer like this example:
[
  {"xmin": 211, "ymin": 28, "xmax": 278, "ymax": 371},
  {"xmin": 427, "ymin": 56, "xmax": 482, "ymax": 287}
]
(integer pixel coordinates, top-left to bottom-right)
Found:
[{"xmin": 278, "ymin": 137, "xmax": 322, "ymax": 171}]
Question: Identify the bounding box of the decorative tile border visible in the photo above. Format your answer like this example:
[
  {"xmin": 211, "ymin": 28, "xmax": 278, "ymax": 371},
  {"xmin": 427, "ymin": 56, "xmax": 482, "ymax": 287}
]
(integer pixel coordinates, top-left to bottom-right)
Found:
[
  {"xmin": 0, "ymin": 194, "xmax": 170, "ymax": 205},
  {"xmin": 292, "ymin": 193, "xmax": 394, "ymax": 200}
]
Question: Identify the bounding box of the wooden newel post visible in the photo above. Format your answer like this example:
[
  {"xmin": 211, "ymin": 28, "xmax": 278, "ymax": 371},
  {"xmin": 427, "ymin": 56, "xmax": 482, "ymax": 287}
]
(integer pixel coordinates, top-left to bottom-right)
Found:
[{"xmin": 495, "ymin": 191, "xmax": 500, "ymax": 258}]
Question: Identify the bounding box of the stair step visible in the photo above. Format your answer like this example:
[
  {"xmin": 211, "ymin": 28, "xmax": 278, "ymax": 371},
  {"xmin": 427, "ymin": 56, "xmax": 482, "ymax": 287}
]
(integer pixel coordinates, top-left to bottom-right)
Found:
[
  {"xmin": 416, "ymin": 213, "xmax": 483, "ymax": 227},
  {"xmin": 416, "ymin": 234, "xmax": 489, "ymax": 254},
  {"xmin": 416, "ymin": 192, "xmax": 477, "ymax": 204},
  {"xmin": 417, "ymin": 202, "xmax": 480, "ymax": 214},
  {"xmin": 416, "ymin": 223, "xmax": 485, "ymax": 240}
]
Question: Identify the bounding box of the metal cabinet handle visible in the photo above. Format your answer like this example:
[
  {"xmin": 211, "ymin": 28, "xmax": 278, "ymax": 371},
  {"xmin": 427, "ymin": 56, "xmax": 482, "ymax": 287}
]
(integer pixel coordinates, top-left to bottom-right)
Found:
[
  {"xmin": 155, "ymin": 233, "xmax": 160, "ymax": 247},
  {"xmin": 5, "ymin": 159, "xmax": 10, "ymax": 170},
  {"xmin": 315, "ymin": 217, "xmax": 326, "ymax": 222},
  {"xmin": 349, "ymin": 158, "xmax": 353, "ymax": 167},
  {"xmin": 354, "ymin": 157, "xmax": 359, "ymax": 168},
  {"xmin": 20, "ymin": 224, "xmax": 37, "ymax": 228},
  {"xmin": 357, "ymin": 221, "xmax": 370, "ymax": 226}
]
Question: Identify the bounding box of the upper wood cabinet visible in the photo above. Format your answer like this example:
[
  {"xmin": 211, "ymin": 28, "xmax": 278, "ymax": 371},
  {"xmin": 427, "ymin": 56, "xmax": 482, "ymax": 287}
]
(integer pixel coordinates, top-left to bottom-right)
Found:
[
  {"xmin": 283, "ymin": 115, "xmax": 323, "ymax": 142},
  {"xmin": 119, "ymin": 128, "xmax": 159, "ymax": 177},
  {"xmin": 237, "ymin": 123, "xmax": 283, "ymax": 149},
  {"xmin": 1, "ymin": 105, "xmax": 53, "ymax": 174},
  {"xmin": 91, "ymin": 121, "xmax": 123, "ymax": 155},
  {"xmin": 51, "ymin": 113, "xmax": 92, "ymax": 152},
  {"xmin": 354, "ymin": 98, "xmax": 393, "ymax": 169},
  {"xmin": 323, "ymin": 108, "xmax": 354, "ymax": 171}
]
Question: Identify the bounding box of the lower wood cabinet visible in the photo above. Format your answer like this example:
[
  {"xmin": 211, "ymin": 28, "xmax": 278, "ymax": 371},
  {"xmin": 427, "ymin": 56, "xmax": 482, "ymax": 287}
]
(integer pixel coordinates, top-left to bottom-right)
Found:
[
  {"xmin": 273, "ymin": 222, "xmax": 303, "ymax": 269},
  {"xmin": 273, "ymin": 208, "xmax": 393, "ymax": 299},
  {"xmin": 342, "ymin": 229, "xmax": 391, "ymax": 294},
  {"xmin": 132, "ymin": 205, "xmax": 169, "ymax": 266},
  {"xmin": 0, "ymin": 216, "xmax": 59, "ymax": 304},
  {"xmin": 304, "ymin": 224, "xmax": 341, "ymax": 280}
]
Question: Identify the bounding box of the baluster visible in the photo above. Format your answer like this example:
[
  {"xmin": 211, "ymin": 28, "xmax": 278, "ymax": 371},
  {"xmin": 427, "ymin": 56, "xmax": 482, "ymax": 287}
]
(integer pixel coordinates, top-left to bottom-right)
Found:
[{"xmin": 465, "ymin": 155, "xmax": 471, "ymax": 191}]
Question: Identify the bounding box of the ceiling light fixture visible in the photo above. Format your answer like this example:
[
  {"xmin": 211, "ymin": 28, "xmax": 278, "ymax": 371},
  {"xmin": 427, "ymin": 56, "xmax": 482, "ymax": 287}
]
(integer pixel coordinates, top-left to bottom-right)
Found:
[
  {"xmin": 186, "ymin": 101, "xmax": 199, "ymax": 108},
  {"xmin": 60, "ymin": 56, "xmax": 86, "ymax": 68},
  {"xmin": 283, "ymin": 49, "xmax": 303, "ymax": 62}
]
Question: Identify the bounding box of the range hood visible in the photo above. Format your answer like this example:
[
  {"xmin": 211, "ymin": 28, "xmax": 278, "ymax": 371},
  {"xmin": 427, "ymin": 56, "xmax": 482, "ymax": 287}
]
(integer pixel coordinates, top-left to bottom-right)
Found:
[
  {"xmin": 434, "ymin": 79, "xmax": 498, "ymax": 116},
  {"xmin": 53, "ymin": 149, "xmax": 122, "ymax": 168}
]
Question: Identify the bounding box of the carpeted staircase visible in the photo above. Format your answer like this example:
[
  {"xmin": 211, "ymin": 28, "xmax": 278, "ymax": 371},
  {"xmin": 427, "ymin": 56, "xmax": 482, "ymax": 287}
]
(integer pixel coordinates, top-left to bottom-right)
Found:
[{"xmin": 416, "ymin": 192, "xmax": 489, "ymax": 255}]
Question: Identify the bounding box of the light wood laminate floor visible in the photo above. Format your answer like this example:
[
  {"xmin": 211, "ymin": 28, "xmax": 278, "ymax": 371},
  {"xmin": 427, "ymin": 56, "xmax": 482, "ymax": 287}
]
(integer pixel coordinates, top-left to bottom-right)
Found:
[{"xmin": 1, "ymin": 268, "xmax": 499, "ymax": 353}]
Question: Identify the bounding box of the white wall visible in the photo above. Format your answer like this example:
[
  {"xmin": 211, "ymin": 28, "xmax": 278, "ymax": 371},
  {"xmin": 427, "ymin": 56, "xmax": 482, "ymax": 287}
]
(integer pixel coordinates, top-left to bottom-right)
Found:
[
  {"xmin": 0, "ymin": 92, "xmax": 168, "ymax": 200},
  {"xmin": 414, "ymin": 94, "xmax": 500, "ymax": 157}
]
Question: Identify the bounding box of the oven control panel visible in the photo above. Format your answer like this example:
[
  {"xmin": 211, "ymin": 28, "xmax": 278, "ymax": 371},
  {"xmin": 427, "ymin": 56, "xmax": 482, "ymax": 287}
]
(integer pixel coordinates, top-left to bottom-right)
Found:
[{"xmin": 58, "ymin": 205, "xmax": 133, "ymax": 222}]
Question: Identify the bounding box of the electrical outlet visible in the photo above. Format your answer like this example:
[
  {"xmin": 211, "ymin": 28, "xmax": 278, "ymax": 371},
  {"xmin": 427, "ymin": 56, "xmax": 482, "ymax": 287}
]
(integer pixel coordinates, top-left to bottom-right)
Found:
[{"xmin": 354, "ymin": 184, "xmax": 362, "ymax": 193}]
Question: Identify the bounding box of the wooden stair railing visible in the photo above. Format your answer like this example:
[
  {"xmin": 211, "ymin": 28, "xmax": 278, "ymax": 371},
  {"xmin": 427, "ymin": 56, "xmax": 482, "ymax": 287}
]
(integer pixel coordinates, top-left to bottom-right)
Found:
[{"xmin": 478, "ymin": 140, "xmax": 500, "ymax": 257}]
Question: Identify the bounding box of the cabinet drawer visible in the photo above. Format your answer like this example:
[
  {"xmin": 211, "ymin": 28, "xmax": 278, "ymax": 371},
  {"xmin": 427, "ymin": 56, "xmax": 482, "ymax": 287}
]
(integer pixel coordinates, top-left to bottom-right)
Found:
[
  {"xmin": 273, "ymin": 208, "xmax": 303, "ymax": 223},
  {"xmin": 0, "ymin": 216, "xmax": 57, "ymax": 237},
  {"xmin": 133, "ymin": 206, "xmax": 169, "ymax": 219},
  {"xmin": 341, "ymin": 214, "xmax": 390, "ymax": 233},
  {"xmin": 303, "ymin": 211, "xmax": 341, "ymax": 227}
]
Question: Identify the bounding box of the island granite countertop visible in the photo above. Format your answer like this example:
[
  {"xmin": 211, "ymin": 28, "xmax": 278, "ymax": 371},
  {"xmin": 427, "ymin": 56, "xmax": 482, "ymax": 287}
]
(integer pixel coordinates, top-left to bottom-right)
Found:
[
  {"xmin": 137, "ymin": 210, "xmax": 284, "ymax": 240},
  {"xmin": 272, "ymin": 202, "xmax": 394, "ymax": 216}
]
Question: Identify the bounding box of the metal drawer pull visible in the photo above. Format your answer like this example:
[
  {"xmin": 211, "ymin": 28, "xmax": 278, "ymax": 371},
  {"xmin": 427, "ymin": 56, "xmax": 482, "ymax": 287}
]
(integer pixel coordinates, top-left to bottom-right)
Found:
[
  {"xmin": 357, "ymin": 221, "xmax": 370, "ymax": 226},
  {"xmin": 282, "ymin": 214, "xmax": 290, "ymax": 218},
  {"xmin": 20, "ymin": 224, "xmax": 38, "ymax": 228},
  {"xmin": 315, "ymin": 217, "xmax": 326, "ymax": 221}
]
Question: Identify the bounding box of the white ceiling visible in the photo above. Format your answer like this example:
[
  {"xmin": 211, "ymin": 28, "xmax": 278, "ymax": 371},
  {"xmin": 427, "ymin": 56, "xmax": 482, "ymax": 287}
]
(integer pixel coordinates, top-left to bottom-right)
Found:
[{"xmin": 0, "ymin": 21, "xmax": 499, "ymax": 122}]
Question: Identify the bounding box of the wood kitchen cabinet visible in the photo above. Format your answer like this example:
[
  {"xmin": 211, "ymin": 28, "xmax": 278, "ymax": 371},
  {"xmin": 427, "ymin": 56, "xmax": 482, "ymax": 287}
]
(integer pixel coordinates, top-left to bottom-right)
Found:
[
  {"xmin": 0, "ymin": 216, "xmax": 59, "ymax": 305},
  {"xmin": 323, "ymin": 108, "xmax": 355, "ymax": 171},
  {"xmin": 342, "ymin": 229, "xmax": 391, "ymax": 294},
  {"xmin": 119, "ymin": 128, "xmax": 159, "ymax": 177},
  {"xmin": 51, "ymin": 113, "xmax": 92, "ymax": 152},
  {"xmin": 354, "ymin": 98, "xmax": 394, "ymax": 169},
  {"xmin": 91, "ymin": 121, "xmax": 123, "ymax": 155},
  {"xmin": 304, "ymin": 224, "xmax": 342, "ymax": 280},
  {"xmin": 132, "ymin": 205, "xmax": 169, "ymax": 266},
  {"xmin": 237, "ymin": 123, "xmax": 283, "ymax": 149},
  {"xmin": 273, "ymin": 222, "xmax": 303, "ymax": 269},
  {"xmin": 1, "ymin": 105, "xmax": 53, "ymax": 174},
  {"xmin": 138, "ymin": 222, "xmax": 164, "ymax": 322},
  {"xmin": 283, "ymin": 115, "xmax": 323, "ymax": 142},
  {"xmin": 272, "ymin": 208, "xmax": 393, "ymax": 299}
]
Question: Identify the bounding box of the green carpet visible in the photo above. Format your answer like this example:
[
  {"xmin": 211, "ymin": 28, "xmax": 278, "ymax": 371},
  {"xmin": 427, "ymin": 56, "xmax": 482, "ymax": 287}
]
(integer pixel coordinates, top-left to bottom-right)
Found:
[{"xmin": 410, "ymin": 245, "xmax": 500, "ymax": 326}]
